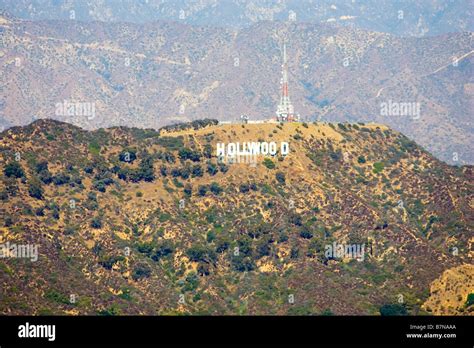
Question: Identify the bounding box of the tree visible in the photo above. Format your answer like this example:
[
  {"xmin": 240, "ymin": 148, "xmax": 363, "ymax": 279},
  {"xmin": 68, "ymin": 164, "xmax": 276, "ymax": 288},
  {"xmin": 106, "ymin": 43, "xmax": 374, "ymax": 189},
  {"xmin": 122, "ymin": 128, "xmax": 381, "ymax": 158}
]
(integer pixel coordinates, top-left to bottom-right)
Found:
[
  {"xmin": 203, "ymin": 144, "xmax": 213, "ymax": 158},
  {"xmin": 306, "ymin": 239, "xmax": 323, "ymax": 258},
  {"xmin": 379, "ymin": 304, "xmax": 408, "ymax": 316},
  {"xmin": 178, "ymin": 147, "xmax": 201, "ymax": 162},
  {"xmin": 191, "ymin": 164, "xmax": 203, "ymax": 177},
  {"xmin": 197, "ymin": 263, "xmax": 210, "ymax": 276},
  {"xmin": 182, "ymin": 272, "xmax": 200, "ymax": 291},
  {"xmin": 290, "ymin": 246, "xmax": 299, "ymax": 259},
  {"xmin": 219, "ymin": 163, "xmax": 228, "ymax": 173},
  {"xmin": 357, "ymin": 155, "xmax": 366, "ymax": 164},
  {"xmin": 171, "ymin": 168, "xmax": 181, "ymax": 177},
  {"xmin": 256, "ymin": 238, "xmax": 271, "ymax": 258},
  {"xmin": 137, "ymin": 242, "xmax": 154, "ymax": 256},
  {"xmin": 275, "ymin": 171, "xmax": 285, "ymax": 184},
  {"xmin": 132, "ymin": 263, "xmax": 152, "ymax": 281},
  {"xmin": 90, "ymin": 216, "xmax": 102, "ymax": 229},
  {"xmin": 206, "ymin": 230, "xmax": 216, "ymax": 243},
  {"xmin": 288, "ymin": 213, "xmax": 303, "ymax": 226},
  {"xmin": 35, "ymin": 161, "xmax": 49, "ymax": 173},
  {"xmin": 263, "ymin": 158, "xmax": 275, "ymax": 169},
  {"xmin": 180, "ymin": 166, "xmax": 190, "ymax": 180},
  {"xmin": 215, "ymin": 236, "xmax": 230, "ymax": 253},
  {"xmin": 465, "ymin": 293, "xmax": 474, "ymax": 308},
  {"xmin": 119, "ymin": 149, "xmax": 137, "ymax": 163},
  {"xmin": 207, "ymin": 163, "xmax": 218, "ymax": 176},
  {"xmin": 39, "ymin": 169, "xmax": 53, "ymax": 184},
  {"xmin": 186, "ymin": 245, "xmax": 216, "ymax": 263},
  {"xmin": 239, "ymin": 183, "xmax": 250, "ymax": 193},
  {"xmin": 35, "ymin": 207, "xmax": 45, "ymax": 216},
  {"xmin": 373, "ymin": 162, "xmax": 385, "ymax": 174},
  {"xmin": 184, "ymin": 184, "xmax": 192, "ymax": 197},
  {"xmin": 4, "ymin": 162, "xmax": 24, "ymax": 178},
  {"xmin": 232, "ymin": 256, "xmax": 255, "ymax": 272},
  {"xmin": 99, "ymin": 255, "xmax": 124, "ymax": 270},
  {"xmin": 237, "ymin": 237, "xmax": 253, "ymax": 256},
  {"xmin": 52, "ymin": 206, "xmax": 60, "ymax": 220},
  {"xmin": 28, "ymin": 180, "xmax": 44, "ymax": 200},
  {"xmin": 138, "ymin": 156, "xmax": 155, "ymax": 182},
  {"xmin": 160, "ymin": 165, "xmax": 168, "ymax": 177},
  {"xmin": 151, "ymin": 240, "xmax": 174, "ymax": 261},
  {"xmin": 299, "ymin": 227, "xmax": 313, "ymax": 239},
  {"xmin": 36, "ymin": 161, "xmax": 53, "ymax": 184},
  {"xmin": 53, "ymin": 173, "xmax": 70, "ymax": 186},
  {"xmin": 93, "ymin": 180, "xmax": 107, "ymax": 192},
  {"xmin": 210, "ymin": 182, "xmax": 222, "ymax": 195},
  {"xmin": 198, "ymin": 185, "xmax": 207, "ymax": 197}
]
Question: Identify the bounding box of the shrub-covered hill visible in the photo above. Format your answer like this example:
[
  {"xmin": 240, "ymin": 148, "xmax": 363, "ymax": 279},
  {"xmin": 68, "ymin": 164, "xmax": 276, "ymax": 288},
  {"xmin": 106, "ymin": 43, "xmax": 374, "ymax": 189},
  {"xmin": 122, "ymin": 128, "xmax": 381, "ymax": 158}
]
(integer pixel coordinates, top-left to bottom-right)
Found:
[{"xmin": 0, "ymin": 119, "xmax": 472, "ymax": 315}]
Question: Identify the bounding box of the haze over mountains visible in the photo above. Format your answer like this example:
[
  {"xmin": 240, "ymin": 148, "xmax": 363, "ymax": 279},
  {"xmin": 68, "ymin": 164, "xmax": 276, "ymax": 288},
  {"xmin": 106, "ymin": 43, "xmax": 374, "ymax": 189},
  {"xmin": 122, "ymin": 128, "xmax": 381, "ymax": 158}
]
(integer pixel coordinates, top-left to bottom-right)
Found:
[
  {"xmin": 2, "ymin": 0, "xmax": 473, "ymax": 36},
  {"xmin": 1, "ymin": 12, "xmax": 472, "ymax": 164}
]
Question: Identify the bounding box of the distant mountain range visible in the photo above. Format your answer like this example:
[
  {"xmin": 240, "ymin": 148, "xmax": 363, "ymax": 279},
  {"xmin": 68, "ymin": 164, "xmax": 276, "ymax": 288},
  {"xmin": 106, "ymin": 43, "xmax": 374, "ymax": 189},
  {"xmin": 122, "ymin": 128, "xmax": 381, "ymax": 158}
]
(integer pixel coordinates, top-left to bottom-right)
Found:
[
  {"xmin": 1, "ymin": 0, "xmax": 473, "ymax": 36},
  {"xmin": 1, "ymin": 14, "xmax": 472, "ymax": 164},
  {"xmin": 0, "ymin": 119, "xmax": 472, "ymax": 315}
]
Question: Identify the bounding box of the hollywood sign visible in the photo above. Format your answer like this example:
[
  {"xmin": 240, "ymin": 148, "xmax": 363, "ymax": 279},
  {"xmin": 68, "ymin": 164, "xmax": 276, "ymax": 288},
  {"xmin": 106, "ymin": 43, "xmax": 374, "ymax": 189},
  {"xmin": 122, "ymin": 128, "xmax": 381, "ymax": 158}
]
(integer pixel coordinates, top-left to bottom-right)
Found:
[{"xmin": 216, "ymin": 141, "xmax": 289, "ymax": 157}]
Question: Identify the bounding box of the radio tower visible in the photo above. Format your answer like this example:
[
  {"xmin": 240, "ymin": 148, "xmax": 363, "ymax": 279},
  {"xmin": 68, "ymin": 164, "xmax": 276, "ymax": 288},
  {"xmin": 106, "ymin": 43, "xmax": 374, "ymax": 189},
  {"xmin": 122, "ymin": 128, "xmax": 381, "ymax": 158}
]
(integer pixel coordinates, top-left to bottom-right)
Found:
[{"xmin": 276, "ymin": 43, "xmax": 298, "ymax": 122}]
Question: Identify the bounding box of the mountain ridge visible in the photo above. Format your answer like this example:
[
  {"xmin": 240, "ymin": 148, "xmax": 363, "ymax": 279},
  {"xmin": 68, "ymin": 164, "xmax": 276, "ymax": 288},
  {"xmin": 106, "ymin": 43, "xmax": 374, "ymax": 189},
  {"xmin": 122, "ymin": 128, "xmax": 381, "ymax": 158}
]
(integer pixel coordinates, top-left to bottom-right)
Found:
[{"xmin": 1, "ymin": 15, "xmax": 472, "ymax": 164}]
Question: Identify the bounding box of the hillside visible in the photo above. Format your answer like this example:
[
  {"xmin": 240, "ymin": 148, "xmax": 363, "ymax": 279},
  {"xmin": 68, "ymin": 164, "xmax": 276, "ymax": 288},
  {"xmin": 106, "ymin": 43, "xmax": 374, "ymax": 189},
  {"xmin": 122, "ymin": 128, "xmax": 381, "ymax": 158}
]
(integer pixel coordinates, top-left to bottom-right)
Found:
[
  {"xmin": 0, "ymin": 15, "xmax": 473, "ymax": 164},
  {"xmin": 0, "ymin": 119, "xmax": 472, "ymax": 315}
]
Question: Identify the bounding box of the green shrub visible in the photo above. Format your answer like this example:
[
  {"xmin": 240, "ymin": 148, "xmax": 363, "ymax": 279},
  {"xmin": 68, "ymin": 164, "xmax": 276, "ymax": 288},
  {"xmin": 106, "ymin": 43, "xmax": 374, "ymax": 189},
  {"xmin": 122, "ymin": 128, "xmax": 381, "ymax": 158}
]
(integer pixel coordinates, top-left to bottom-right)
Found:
[
  {"xmin": 156, "ymin": 136, "xmax": 184, "ymax": 150},
  {"xmin": 207, "ymin": 163, "xmax": 218, "ymax": 176},
  {"xmin": 379, "ymin": 303, "xmax": 408, "ymax": 316},
  {"xmin": 119, "ymin": 149, "xmax": 137, "ymax": 163},
  {"xmin": 4, "ymin": 162, "xmax": 25, "ymax": 178},
  {"xmin": 373, "ymin": 162, "xmax": 385, "ymax": 174},
  {"xmin": 90, "ymin": 216, "xmax": 102, "ymax": 229},
  {"xmin": 99, "ymin": 255, "xmax": 124, "ymax": 270},
  {"xmin": 198, "ymin": 185, "xmax": 208, "ymax": 196},
  {"xmin": 88, "ymin": 141, "xmax": 101, "ymax": 155},
  {"xmin": 231, "ymin": 256, "xmax": 255, "ymax": 272},
  {"xmin": 465, "ymin": 293, "xmax": 474, "ymax": 307},
  {"xmin": 151, "ymin": 240, "xmax": 174, "ymax": 261},
  {"xmin": 210, "ymin": 182, "xmax": 223, "ymax": 195},
  {"xmin": 178, "ymin": 147, "xmax": 201, "ymax": 162},
  {"xmin": 263, "ymin": 158, "xmax": 275, "ymax": 169},
  {"xmin": 132, "ymin": 263, "xmax": 152, "ymax": 281},
  {"xmin": 299, "ymin": 227, "xmax": 313, "ymax": 239},
  {"xmin": 28, "ymin": 180, "xmax": 44, "ymax": 200},
  {"xmin": 275, "ymin": 171, "xmax": 285, "ymax": 184},
  {"xmin": 184, "ymin": 184, "xmax": 192, "ymax": 197},
  {"xmin": 186, "ymin": 245, "xmax": 216, "ymax": 263}
]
